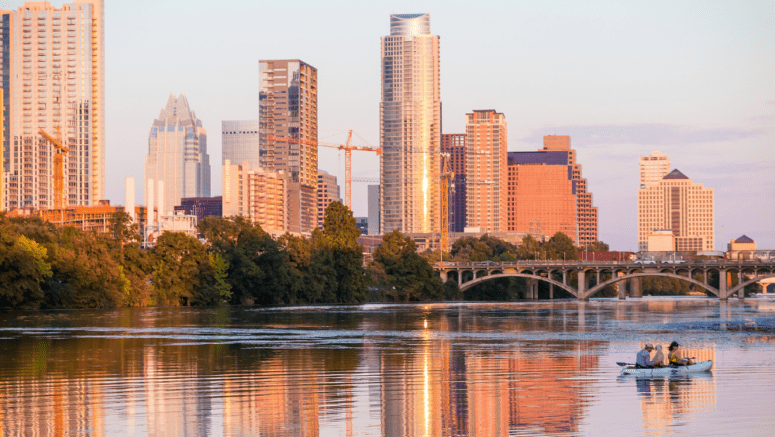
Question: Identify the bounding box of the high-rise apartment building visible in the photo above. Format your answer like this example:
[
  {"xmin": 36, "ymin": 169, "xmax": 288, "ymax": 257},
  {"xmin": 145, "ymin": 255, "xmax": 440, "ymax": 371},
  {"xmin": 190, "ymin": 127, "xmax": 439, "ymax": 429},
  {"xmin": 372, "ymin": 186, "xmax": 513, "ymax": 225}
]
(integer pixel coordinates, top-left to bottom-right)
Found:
[
  {"xmin": 1, "ymin": 0, "xmax": 105, "ymax": 210},
  {"xmin": 316, "ymin": 171, "xmax": 340, "ymax": 229},
  {"xmin": 441, "ymin": 133, "xmax": 466, "ymax": 233},
  {"xmin": 542, "ymin": 135, "xmax": 598, "ymax": 245},
  {"xmin": 506, "ymin": 136, "xmax": 598, "ymax": 245},
  {"xmin": 638, "ymin": 168, "xmax": 714, "ymax": 252},
  {"xmin": 465, "ymin": 110, "xmax": 507, "ymax": 233},
  {"xmin": 640, "ymin": 151, "xmax": 670, "ymax": 188},
  {"xmin": 222, "ymin": 159, "xmax": 287, "ymax": 236},
  {"xmin": 222, "ymin": 120, "xmax": 260, "ymax": 169},
  {"xmin": 259, "ymin": 59, "xmax": 317, "ymax": 234},
  {"xmin": 144, "ymin": 94, "xmax": 210, "ymax": 217},
  {"xmin": 380, "ymin": 13, "xmax": 441, "ymax": 234}
]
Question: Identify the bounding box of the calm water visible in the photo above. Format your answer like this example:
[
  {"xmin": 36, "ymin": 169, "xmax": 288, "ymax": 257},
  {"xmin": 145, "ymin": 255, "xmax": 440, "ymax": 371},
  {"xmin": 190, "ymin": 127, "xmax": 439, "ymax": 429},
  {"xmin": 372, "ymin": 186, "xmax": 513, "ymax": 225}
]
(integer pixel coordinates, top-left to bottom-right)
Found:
[{"xmin": 1, "ymin": 298, "xmax": 775, "ymax": 436}]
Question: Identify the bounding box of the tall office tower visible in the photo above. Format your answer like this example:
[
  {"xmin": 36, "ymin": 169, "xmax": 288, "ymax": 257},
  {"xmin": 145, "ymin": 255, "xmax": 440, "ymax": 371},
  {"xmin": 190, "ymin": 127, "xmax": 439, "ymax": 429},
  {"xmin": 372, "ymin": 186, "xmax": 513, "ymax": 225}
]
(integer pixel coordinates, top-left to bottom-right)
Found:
[
  {"xmin": 441, "ymin": 133, "xmax": 466, "ymax": 233},
  {"xmin": 222, "ymin": 160, "xmax": 287, "ymax": 236},
  {"xmin": 507, "ymin": 150, "xmax": 578, "ymax": 241},
  {"xmin": 0, "ymin": 89, "xmax": 4, "ymax": 211},
  {"xmin": 637, "ymin": 169, "xmax": 714, "ymax": 252},
  {"xmin": 316, "ymin": 171, "xmax": 340, "ymax": 229},
  {"xmin": 144, "ymin": 94, "xmax": 210, "ymax": 217},
  {"xmin": 640, "ymin": 151, "xmax": 670, "ymax": 188},
  {"xmin": 222, "ymin": 120, "xmax": 260, "ymax": 168},
  {"xmin": 259, "ymin": 59, "xmax": 317, "ymax": 234},
  {"xmin": 380, "ymin": 13, "xmax": 441, "ymax": 234},
  {"xmin": 368, "ymin": 184, "xmax": 380, "ymax": 235},
  {"xmin": 0, "ymin": 0, "xmax": 105, "ymax": 210},
  {"xmin": 542, "ymin": 135, "xmax": 598, "ymax": 245},
  {"xmin": 465, "ymin": 110, "xmax": 506, "ymax": 233}
]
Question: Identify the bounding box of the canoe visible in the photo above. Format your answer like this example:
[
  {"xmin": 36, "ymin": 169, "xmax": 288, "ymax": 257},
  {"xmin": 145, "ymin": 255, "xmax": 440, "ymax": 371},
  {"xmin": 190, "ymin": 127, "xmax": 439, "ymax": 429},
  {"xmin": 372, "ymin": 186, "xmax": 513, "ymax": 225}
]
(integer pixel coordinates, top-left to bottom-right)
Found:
[{"xmin": 620, "ymin": 360, "xmax": 713, "ymax": 376}]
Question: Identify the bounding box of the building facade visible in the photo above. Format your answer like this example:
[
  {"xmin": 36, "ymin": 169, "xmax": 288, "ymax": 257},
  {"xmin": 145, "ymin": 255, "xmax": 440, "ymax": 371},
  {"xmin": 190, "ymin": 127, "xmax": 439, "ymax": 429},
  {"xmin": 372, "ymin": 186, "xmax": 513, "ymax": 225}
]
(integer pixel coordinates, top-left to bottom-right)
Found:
[
  {"xmin": 465, "ymin": 110, "xmax": 506, "ymax": 233},
  {"xmin": 1, "ymin": 0, "xmax": 105, "ymax": 210},
  {"xmin": 259, "ymin": 59, "xmax": 317, "ymax": 234},
  {"xmin": 506, "ymin": 136, "xmax": 598, "ymax": 245},
  {"xmin": 222, "ymin": 160, "xmax": 287, "ymax": 236},
  {"xmin": 441, "ymin": 133, "xmax": 466, "ymax": 233},
  {"xmin": 316, "ymin": 171, "xmax": 340, "ymax": 229},
  {"xmin": 174, "ymin": 196, "xmax": 222, "ymax": 222},
  {"xmin": 507, "ymin": 150, "xmax": 578, "ymax": 241},
  {"xmin": 380, "ymin": 13, "xmax": 441, "ymax": 235},
  {"xmin": 637, "ymin": 169, "xmax": 714, "ymax": 252},
  {"xmin": 542, "ymin": 135, "xmax": 597, "ymax": 245},
  {"xmin": 144, "ymin": 94, "xmax": 210, "ymax": 217},
  {"xmin": 640, "ymin": 151, "xmax": 670, "ymax": 188},
  {"xmin": 368, "ymin": 184, "xmax": 380, "ymax": 236},
  {"xmin": 222, "ymin": 120, "xmax": 260, "ymax": 169}
]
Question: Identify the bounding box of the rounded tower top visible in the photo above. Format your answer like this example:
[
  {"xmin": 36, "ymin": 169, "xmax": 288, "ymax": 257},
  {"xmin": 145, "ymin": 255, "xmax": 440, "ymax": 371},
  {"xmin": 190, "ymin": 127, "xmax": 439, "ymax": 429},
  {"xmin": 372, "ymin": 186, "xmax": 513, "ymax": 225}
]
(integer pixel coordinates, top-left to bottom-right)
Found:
[{"xmin": 390, "ymin": 13, "xmax": 430, "ymax": 36}]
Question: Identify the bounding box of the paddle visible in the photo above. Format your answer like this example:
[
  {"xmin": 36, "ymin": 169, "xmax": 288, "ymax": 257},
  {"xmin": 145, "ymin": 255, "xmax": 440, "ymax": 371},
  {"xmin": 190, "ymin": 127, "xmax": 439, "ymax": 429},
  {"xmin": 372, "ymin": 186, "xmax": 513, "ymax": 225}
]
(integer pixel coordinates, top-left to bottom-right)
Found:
[{"xmin": 616, "ymin": 362, "xmax": 635, "ymax": 366}]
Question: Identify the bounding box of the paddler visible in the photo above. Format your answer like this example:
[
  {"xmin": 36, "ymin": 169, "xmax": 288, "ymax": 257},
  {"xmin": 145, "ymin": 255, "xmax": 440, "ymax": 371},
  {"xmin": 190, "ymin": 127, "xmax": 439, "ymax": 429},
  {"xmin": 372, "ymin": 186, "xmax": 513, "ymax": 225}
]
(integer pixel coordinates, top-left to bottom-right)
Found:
[
  {"xmin": 668, "ymin": 341, "xmax": 694, "ymax": 366},
  {"xmin": 636, "ymin": 343, "xmax": 655, "ymax": 368}
]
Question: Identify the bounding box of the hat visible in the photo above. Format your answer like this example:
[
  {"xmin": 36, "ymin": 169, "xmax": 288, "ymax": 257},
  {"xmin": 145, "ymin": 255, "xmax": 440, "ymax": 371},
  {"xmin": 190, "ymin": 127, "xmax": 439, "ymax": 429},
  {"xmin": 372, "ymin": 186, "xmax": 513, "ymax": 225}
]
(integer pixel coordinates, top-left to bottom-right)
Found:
[
  {"xmin": 645, "ymin": 343, "xmax": 653, "ymax": 349},
  {"xmin": 670, "ymin": 341, "xmax": 679, "ymax": 348}
]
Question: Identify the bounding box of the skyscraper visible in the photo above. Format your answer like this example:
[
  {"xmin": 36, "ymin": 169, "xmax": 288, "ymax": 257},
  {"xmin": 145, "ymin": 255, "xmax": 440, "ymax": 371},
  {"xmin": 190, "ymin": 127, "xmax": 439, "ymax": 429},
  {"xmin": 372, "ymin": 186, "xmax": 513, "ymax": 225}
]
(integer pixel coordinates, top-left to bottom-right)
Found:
[
  {"xmin": 465, "ymin": 110, "xmax": 507, "ymax": 233},
  {"xmin": 259, "ymin": 59, "xmax": 317, "ymax": 234},
  {"xmin": 222, "ymin": 120, "xmax": 260, "ymax": 169},
  {"xmin": 380, "ymin": 13, "xmax": 441, "ymax": 234},
  {"xmin": 640, "ymin": 151, "xmax": 670, "ymax": 188},
  {"xmin": 368, "ymin": 184, "xmax": 380, "ymax": 236},
  {"xmin": 144, "ymin": 94, "xmax": 210, "ymax": 217},
  {"xmin": 637, "ymin": 168, "xmax": 714, "ymax": 252},
  {"xmin": 1, "ymin": 0, "xmax": 105, "ymax": 210},
  {"xmin": 441, "ymin": 133, "xmax": 466, "ymax": 233}
]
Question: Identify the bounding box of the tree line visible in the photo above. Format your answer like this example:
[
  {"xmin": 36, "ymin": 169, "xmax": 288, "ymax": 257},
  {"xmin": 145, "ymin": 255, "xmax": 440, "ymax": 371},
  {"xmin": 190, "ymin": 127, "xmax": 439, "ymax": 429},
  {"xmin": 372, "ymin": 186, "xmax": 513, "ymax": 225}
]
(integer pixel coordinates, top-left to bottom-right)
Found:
[{"xmin": 0, "ymin": 202, "xmax": 444, "ymax": 310}]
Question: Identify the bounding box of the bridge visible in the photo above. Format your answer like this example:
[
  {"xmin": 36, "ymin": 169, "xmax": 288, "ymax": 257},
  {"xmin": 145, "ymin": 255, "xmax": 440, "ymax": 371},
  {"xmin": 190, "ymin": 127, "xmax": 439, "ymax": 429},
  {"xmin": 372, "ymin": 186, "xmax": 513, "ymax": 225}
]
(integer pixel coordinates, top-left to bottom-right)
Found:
[{"xmin": 434, "ymin": 260, "xmax": 775, "ymax": 300}]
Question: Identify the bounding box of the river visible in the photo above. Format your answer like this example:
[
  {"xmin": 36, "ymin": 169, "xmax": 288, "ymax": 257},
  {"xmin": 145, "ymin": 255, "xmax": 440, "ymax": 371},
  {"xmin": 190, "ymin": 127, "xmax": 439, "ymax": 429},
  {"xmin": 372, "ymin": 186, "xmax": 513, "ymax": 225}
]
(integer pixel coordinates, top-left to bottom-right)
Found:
[{"xmin": 1, "ymin": 297, "xmax": 774, "ymax": 436}]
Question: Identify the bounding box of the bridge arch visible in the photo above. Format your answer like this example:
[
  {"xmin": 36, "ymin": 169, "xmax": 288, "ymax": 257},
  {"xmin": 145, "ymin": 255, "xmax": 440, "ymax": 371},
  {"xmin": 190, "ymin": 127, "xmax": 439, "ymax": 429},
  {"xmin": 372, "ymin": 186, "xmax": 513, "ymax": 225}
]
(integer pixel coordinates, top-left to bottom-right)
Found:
[
  {"xmin": 727, "ymin": 273, "xmax": 775, "ymax": 297},
  {"xmin": 584, "ymin": 272, "xmax": 719, "ymax": 299},
  {"xmin": 459, "ymin": 273, "xmax": 578, "ymax": 298}
]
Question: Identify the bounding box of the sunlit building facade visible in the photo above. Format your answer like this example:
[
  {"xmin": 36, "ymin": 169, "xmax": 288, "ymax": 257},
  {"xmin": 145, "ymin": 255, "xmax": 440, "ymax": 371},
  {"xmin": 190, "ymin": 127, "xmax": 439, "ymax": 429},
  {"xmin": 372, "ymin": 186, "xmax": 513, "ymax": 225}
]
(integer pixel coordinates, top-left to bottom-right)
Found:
[
  {"xmin": 317, "ymin": 170, "xmax": 340, "ymax": 229},
  {"xmin": 637, "ymin": 168, "xmax": 714, "ymax": 252},
  {"xmin": 1, "ymin": 0, "xmax": 105, "ymax": 210},
  {"xmin": 640, "ymin": 151, "xmax": 670, "ymax": 188},
  {"xmin": 465, "ymin": 110, "xmax": 506, "ymax": 233},
  {"xmin": 144, "ymin": 94, "xmax": 210, "ymax": 217},
  {"xmin": 222, "ymin": 120, "xmax": 260, "ymax": 169},
  {"xmin": 222, "ymin": 159, "xmax": 287, "ymax": 236},
  {"xmin": 259, "ymin": 59, "xmax": 317, "ymax": 234},
  {"xmin": 380, "ymin": 13, "xmax": 441, "ymax": 235}
]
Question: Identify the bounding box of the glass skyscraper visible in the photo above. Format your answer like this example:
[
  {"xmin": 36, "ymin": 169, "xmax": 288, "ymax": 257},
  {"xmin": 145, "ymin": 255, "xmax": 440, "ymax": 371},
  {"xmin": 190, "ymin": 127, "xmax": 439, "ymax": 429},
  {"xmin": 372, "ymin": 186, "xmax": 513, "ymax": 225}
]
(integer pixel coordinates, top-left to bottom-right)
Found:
[
  {"xmin": 380, "ymin": 14, "xmax": 441, "ymax": 234},
  {"xmin": 222, "ymin": 120, "xmax": 260, "ymax": 169}
]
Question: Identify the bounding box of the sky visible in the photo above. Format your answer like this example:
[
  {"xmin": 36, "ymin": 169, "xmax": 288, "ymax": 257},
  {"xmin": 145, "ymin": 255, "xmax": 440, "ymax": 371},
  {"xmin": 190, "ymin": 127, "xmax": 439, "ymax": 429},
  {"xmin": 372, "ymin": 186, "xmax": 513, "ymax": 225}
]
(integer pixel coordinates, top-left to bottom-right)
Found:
[{"xmin": 90, "ymin": 0, "xmax": 774, "ymax": 251}]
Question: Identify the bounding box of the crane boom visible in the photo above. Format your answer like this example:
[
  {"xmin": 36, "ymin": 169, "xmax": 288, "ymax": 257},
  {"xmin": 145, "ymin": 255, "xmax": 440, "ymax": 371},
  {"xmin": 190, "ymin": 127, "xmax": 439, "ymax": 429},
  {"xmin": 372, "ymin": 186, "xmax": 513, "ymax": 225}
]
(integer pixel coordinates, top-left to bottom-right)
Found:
[
  {"xmin": 440, "ymin": 153, "xmax": 454, "ymax": 254},
  {"xmin": 266, "ymin": 131, "xmax": 381, "ymax": 210},
  {"xmin": 39, "ymin": 127, "xmax": 69, "ymax": 209}
]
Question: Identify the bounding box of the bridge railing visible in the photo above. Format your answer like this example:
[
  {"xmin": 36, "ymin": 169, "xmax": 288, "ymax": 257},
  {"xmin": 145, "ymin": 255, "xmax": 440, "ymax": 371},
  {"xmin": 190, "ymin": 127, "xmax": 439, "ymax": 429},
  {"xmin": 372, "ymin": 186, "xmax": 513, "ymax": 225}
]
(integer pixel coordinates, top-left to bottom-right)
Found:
[{"xmin": 436, "ymin": 259, "xmax": 775, "ymax": 269}]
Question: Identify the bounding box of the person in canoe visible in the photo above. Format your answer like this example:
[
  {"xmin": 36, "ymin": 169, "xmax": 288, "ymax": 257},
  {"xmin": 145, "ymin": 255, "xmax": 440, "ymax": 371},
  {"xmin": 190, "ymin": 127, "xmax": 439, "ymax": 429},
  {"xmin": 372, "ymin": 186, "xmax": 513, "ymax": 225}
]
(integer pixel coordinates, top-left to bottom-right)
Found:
[
  {"xmin": 636, "ymin": 343, "xmax": 655, "ymax": 368},
  {"xmin": 668, "ymin": 341, "xmax": 693, "ymax": 366},
  {"xmin": 651, "ymin": 344, "xmax": 665, "ymax": 367}
]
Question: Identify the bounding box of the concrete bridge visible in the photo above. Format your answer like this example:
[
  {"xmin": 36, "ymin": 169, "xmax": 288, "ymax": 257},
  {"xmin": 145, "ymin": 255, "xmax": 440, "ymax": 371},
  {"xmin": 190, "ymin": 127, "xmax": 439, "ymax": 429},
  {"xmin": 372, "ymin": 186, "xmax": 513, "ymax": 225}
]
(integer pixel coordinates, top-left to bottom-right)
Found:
[{"xmin": 435, "ymin": 260, "xmax": 775, "ymax": 300}]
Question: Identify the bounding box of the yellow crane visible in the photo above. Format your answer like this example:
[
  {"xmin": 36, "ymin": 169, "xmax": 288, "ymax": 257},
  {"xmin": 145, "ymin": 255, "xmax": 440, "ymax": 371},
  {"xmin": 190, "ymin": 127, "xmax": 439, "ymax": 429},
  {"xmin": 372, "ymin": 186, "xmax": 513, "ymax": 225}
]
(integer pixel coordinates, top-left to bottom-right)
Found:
[
  {"xmin": 39, "ymin": 127, "xmax": 69, "ymax": 209},
  {"xmin": 440, "ymin": 153, "xmax": 455, "ymax": 254}
]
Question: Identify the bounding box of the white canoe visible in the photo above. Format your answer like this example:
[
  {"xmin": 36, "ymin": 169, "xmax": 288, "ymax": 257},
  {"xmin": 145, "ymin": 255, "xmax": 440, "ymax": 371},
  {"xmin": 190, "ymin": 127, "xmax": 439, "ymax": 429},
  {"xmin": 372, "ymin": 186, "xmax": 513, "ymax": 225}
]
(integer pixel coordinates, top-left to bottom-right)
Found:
[{"xmin": 620, "ymin": 360, "xmax": 713, "ymax": 376}]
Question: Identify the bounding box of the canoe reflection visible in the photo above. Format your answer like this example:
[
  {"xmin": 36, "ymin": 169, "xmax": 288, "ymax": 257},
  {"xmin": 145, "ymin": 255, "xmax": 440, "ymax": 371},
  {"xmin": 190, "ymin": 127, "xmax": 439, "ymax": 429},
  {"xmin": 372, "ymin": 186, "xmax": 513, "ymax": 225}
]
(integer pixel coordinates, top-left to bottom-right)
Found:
[{"xmin": 620, "ymin": 373, "xmax": 716, "ymax": 432}]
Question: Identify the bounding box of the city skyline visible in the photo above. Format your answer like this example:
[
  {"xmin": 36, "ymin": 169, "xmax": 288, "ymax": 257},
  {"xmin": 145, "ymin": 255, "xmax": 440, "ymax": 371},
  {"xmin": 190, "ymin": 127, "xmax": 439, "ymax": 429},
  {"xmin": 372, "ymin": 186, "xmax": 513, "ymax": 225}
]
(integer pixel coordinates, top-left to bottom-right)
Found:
[{"xmin": 48, "ymin": 0, "xmax": 772, "ymax": 250}]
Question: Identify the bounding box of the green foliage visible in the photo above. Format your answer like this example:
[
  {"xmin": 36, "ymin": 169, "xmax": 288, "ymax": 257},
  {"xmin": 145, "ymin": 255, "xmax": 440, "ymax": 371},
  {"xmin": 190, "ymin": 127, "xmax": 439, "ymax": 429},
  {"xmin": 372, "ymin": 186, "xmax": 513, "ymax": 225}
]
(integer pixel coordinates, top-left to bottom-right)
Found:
[
  {"xmin": 463, "ymin": 277, "xmax": 524, "ymax": 301},
  {"xmin": 0, "ymin": 219, "xmax": 48, "ymax": 309},
  {"xmin": 443, "ymin": 279, "xmax": 462, "ymax": 300},
  {"xmin": 151, "ymin": 232, "xmax": 216, "ymax": 306},
  {"xmin": 16, "ymin": 235, "xmax": 53, "ymax": 280},
  {"xmin": 209, "ymin": 253, "xmax": 232, "ymax": 303},
  {"xmin": 581, "ymin": 241, "xmax": 610, "ymax": 253},
  {"xmin": 372, "ymin": 230, "xmax": 443, "ymax": 301},
  {"xmin": 543, "ymin": 232, "xmax": 581, "ymax": 261},
  {"xmin": 451, "ymin": 234, "xmax": 518, "ymax": 262}
]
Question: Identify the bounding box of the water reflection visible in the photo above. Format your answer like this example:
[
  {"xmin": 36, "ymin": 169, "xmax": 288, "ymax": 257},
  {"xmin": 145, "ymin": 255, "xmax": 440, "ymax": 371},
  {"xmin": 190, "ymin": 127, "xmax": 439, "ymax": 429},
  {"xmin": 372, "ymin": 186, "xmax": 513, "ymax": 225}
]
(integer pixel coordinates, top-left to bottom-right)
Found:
[{"xmin": 0, "ymin": 301, "xmax": 774, "ymax": 436}]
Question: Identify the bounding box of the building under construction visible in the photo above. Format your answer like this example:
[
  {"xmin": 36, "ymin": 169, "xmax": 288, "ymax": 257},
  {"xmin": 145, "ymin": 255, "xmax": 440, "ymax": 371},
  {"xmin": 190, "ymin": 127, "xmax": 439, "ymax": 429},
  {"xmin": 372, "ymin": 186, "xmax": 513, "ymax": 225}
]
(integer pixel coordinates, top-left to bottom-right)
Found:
[{"xmin": 8, "ymin": 201, "xmax": 147, "ymax": 235}]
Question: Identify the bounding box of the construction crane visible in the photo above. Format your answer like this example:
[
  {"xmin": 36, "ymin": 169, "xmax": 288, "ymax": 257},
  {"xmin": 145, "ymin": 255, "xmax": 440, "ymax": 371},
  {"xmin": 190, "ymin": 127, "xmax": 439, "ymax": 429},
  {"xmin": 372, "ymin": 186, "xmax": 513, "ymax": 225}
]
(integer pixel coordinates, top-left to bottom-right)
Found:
[
  {"xmin": 439, "ymin": 153, "xmax": 455, "ymax": 254},
  {"xmin": 266, "ymin": 131, "xmax": 381, "ymax": 210},
  {"xmin": 39, "ymin": 127, "xmax": 69, "ymax": 209}
]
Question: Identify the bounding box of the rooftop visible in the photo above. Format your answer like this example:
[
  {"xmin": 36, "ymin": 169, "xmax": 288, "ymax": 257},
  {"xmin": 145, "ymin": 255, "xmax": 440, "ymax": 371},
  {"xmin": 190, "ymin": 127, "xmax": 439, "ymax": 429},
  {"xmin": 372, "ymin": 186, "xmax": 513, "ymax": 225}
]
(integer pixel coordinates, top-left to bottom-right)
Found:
[{"xmin": 663, "ymin": 169, "xmax": 689, "ymax": 180}]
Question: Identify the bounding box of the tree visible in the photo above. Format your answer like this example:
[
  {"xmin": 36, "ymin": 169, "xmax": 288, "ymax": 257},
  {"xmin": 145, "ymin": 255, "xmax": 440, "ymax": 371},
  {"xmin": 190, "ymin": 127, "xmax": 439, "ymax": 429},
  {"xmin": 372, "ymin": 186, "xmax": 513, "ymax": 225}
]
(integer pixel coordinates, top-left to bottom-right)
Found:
[
  {"xmin": 515, "ymin": 234, "xmax": 542, "ymax": 260},
  {"xmin": 543, "ymin": 232, "xmax": 580, "ymax": 261},
  {"xmin": 0, "ymin": 221, "xmax": 51, "ymax": 309},
  {"xmin": 322, "ymin": 202, "xmax": 367, "ymax": 303},
  {"xmin": 450, "ymin": 234, "xmax": 518, "ymax": 262},
  {"xmin": 372, "ymin": 230, "xmax": 443, "ymax": 301},
  {"xmin": 151, "ymin": 232, "xmax": 215, "ymax": 306},
  {"xmin": 581, "ymin": 241, "xmax": 610, "ymax": 253}
]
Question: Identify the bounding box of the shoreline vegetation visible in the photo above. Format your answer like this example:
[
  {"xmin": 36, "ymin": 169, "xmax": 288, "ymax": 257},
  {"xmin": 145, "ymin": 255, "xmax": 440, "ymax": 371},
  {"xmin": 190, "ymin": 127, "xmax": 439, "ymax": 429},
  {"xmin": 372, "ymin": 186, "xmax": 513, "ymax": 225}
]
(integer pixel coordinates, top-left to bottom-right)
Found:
[{"xmin": 1, "ymin": 202, "xmax": 717, "ymax": 310}]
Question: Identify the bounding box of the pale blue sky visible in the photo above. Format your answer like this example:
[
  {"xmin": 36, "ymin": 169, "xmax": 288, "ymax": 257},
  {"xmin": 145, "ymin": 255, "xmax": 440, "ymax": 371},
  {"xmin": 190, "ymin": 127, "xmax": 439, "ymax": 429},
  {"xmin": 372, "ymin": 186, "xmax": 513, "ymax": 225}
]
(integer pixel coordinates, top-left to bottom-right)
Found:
[{"xmin": 94, "ymin": 0, "xmax": 775, "ymax": 250}]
